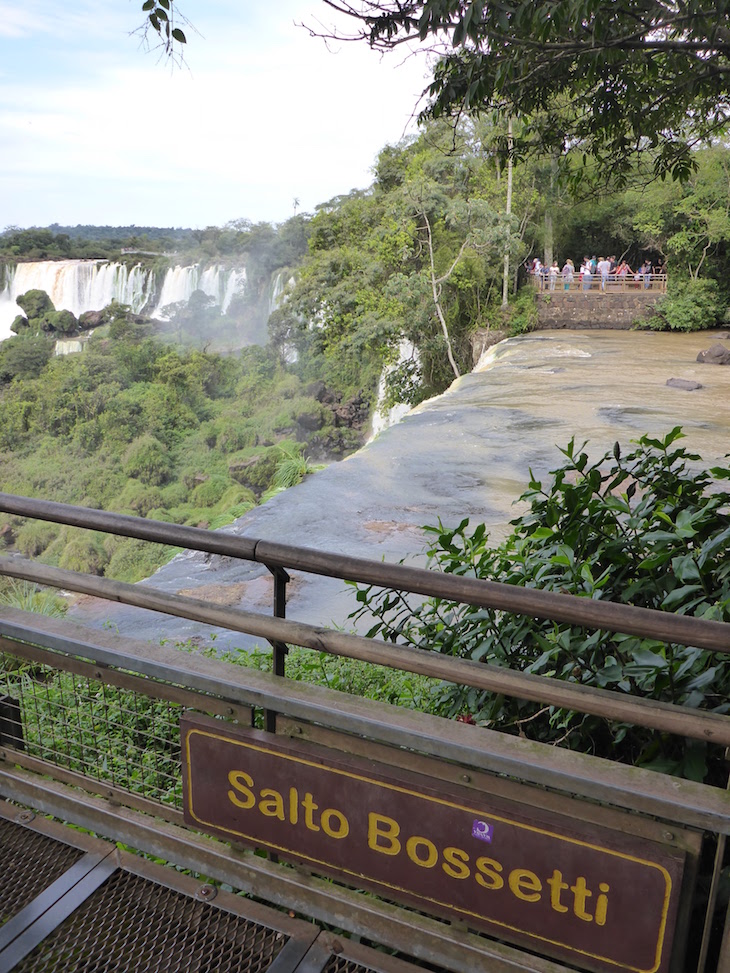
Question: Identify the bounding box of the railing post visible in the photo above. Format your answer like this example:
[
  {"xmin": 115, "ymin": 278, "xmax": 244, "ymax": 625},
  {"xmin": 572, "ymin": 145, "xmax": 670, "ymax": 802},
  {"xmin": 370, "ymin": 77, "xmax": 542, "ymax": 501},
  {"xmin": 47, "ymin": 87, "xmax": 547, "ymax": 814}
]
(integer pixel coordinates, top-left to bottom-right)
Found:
[
  {"xmin": 0, "ymin": 695, "xmax": 23, "ymax": 750},
  {"xmin": 265, "ymin": 566, "xmax": 290, "ymax": 733},
  {"xmin": 696, "ymin": 749, "xmax": 730, "ymax": 973}
]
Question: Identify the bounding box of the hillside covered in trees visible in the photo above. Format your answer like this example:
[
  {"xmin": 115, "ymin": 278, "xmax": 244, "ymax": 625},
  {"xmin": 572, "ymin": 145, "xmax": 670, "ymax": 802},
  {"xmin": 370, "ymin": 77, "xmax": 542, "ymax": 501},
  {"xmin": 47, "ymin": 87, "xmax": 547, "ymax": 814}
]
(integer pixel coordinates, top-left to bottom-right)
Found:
[{"xmin": 2, "ymin": 118, "xmax": 730, "ymax": 579}]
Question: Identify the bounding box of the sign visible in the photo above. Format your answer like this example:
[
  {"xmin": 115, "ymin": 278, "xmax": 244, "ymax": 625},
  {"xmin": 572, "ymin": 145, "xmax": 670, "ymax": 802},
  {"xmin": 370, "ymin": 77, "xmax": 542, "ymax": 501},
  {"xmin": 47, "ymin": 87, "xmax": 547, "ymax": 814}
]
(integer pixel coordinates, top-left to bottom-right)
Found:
[{"xmin": 181, "ymin": 714, "xmax": 686, "ymax": 973}]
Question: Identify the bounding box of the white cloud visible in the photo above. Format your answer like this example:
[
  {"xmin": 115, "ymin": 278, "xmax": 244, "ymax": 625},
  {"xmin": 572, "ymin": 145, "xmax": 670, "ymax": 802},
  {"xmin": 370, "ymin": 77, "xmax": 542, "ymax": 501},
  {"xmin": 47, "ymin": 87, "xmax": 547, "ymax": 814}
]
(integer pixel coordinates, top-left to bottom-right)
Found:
[{"xmin": 0, "ymin": 0, "xmax": 429, "ymax": 227}]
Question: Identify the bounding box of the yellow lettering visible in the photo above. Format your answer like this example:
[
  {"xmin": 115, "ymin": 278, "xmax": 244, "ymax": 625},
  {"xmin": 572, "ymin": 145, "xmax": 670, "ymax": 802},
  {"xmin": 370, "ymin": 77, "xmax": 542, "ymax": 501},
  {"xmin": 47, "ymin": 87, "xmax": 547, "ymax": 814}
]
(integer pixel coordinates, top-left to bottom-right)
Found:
[
  {"xmin": 442, "ymin": 847, "xmax": 470, "ymax": 880},
  {"xmin": 227, "ymin": 771, "xmax": 255, "ymax": 809},
  {"xmin": 595, "ymin": 883, "xmax": 610, "ymax": 926},
  {"xmin": 546, "ymin": 869, "xmax": 569, "ymax": 913},
  {"xmin": 288, "ymin": 788, "xmax": 298, "ymax": 825},
  {"xmin": 571, "ymin": 876, "xmax": 593, "ymax": 921},
  {"xmin": 475, "ymin": 857, "xmax": 504, "ymax": 891},
  {"xmin": 258, "ymin": 788, "xmax": 285, "ymax": 820},
  {"xmin": 368, "ymin": 813, "xmax": 401, "ymax": 855},
  {"xmin": 406, "ymin": 836, "xmax": 438, "ymax": 868},
  {"xmin": 320, "ymin": 808, "xmax": 349, "ymax": 839},
  {"xmin": 302, "ymin": 792, "xmax": 320, "ymax": 832},
  {"xmin": 508, "ymin": 868, "xmax": 542, "ymax": 903}
]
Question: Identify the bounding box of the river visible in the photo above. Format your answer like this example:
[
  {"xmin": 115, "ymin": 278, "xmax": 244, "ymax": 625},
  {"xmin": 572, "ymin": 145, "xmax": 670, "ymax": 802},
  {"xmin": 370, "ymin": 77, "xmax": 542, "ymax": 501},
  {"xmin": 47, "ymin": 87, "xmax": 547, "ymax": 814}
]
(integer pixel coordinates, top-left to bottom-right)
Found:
[{"xmin": 68, "ymin": 329, "xmax": 730, "ymax": 650}]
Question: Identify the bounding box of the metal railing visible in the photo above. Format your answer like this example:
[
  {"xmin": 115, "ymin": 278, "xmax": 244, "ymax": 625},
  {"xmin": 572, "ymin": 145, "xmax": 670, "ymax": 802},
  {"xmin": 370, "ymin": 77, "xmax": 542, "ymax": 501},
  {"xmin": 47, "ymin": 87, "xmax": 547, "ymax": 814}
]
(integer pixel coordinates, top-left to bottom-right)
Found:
[
  {"xmin": 0, "ymin": 492, "xmax": 728, "ymax": 973},
  {"xmin": 531, "ymin": 272, "xmax": 668, "ymax": 293}
]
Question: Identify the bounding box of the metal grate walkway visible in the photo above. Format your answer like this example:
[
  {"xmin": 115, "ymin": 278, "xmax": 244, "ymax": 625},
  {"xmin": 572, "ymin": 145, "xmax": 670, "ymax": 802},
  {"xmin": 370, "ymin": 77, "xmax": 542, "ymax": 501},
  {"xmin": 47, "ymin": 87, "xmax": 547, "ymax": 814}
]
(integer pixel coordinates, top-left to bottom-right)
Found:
[{"xmin": 0, "ymin": 803, "xmax": 433, "ymax": 973}]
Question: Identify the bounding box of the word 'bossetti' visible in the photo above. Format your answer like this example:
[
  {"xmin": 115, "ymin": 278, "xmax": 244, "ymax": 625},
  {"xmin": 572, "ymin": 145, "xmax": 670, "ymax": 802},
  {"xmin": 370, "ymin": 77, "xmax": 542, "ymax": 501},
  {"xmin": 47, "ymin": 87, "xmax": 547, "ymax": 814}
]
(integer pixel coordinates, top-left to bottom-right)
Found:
[{"xmin": 227, "ymin": 771, "xmax": 610, "ymax": 925}]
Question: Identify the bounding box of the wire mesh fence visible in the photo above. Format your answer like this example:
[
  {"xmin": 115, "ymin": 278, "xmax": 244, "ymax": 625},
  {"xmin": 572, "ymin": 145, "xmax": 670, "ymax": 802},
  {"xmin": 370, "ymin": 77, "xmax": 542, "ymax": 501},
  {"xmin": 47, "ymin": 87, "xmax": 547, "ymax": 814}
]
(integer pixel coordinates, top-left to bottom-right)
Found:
[{"xmin": 0, "ymin": 646, "xmax": 245, "ymax": 813}]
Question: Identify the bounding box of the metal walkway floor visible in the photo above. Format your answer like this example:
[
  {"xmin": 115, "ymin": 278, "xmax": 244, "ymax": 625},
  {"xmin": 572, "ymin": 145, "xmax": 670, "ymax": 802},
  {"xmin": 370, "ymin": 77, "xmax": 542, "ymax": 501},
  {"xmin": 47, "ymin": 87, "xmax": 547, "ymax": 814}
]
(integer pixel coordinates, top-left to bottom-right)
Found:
[{"xmin": 0, "ymin": 804, "xmax": 431, "ymax": 973}]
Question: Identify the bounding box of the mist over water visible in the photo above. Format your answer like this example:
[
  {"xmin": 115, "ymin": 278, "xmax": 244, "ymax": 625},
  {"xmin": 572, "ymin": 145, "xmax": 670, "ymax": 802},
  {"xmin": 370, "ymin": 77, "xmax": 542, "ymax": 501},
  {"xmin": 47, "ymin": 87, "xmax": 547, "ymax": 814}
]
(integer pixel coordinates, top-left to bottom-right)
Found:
[{"xmin": 68, "ymin": 329, "xmax": 730, "ymax": 650}]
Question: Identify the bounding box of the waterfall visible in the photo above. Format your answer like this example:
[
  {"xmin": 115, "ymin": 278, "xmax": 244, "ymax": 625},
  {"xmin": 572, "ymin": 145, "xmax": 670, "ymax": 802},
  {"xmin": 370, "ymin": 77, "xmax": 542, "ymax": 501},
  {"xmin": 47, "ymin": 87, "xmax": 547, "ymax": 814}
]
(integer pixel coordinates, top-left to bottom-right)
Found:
[
  {"xmin": 152, "ymin": 264, "xmax": 247, "ymax": 319},
  {"xmin": 0, "ymin": 260, "xmax": 248, "ymax": 341},
  {"xmin": 368, "ymin": 340, "xmax": 419, "ymax": 440},
  {"xmin": 0, "ymin": 260, "xmax": 156, "ymax": 341},
  {"xmin": 268, "ymin": 270, "xmax": 293, "ymax": 316}
]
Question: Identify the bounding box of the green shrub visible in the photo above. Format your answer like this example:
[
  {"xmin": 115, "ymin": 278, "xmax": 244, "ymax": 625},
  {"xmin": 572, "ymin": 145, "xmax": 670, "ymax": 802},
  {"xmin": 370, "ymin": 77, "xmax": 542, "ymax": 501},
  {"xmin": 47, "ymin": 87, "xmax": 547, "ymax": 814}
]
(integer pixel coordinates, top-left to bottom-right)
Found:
[
  {"xmin": 507, "ymin": 289, "xmax": 538, "ymax": 335},
  {"xmin": 113, "ymin": 481, "xmax": 164, "ymax": 517},
  {"xmin": 351, "ymin": 429, "xmax": 730, "ymax": 783},
  {"xmin": 122, "ymin": 434, "xmax": 171, "ymax": 486},
  {"xmin": 15, "ymin": 521, "xmax": 59, "ymax": 557},
  {"xmin": 58, "ymin": 532, "xmax": 109, "ymax": 576},
  {"xmin": 647, "ymin": 277, "xmax": 724, "ymax": 331},
  {"xmin": 272, "ymin": 441, "xmax": 322, "ymax": 489},
  {"xmin": 160, "ymin": 482, "xmax": 188, "ymax": 507},
  {"xmin": 0, "ymin": 580, "xmax": 67, "ymax": 617},
  {"xmin": 191, "ymin": 475, "xmax": 229, "ymax": 507},
  {"xmin": 105, "ymin": 538, "xmax": 176, "ymax": 582}
]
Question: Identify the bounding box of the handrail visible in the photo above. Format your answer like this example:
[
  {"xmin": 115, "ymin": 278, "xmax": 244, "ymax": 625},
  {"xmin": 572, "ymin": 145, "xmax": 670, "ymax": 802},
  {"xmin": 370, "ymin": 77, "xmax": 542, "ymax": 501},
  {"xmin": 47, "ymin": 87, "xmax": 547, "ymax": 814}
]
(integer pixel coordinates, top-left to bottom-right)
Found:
[
  {"xmin": 1, "ymin": 607, "xmax": 728, "ymax": 834},
  {"xmin": 530, "ymin": 272, "xmax": 668, "ymax": 293},
  {"xmin": 0, "ymin": 492, "xmax": 728, "ymax": 654},
  {"xmin": 1, "ymin": 556, "xmax": 729, "ymax": 747}
]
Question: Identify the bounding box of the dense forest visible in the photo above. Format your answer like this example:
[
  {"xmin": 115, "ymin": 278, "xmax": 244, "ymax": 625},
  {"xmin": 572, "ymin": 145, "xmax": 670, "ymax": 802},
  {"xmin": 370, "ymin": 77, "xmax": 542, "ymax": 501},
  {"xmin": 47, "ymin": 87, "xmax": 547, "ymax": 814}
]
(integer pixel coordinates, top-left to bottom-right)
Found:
[{"xmin": 2, "ymin": 118, "xmax": 730, "ymax": 580}]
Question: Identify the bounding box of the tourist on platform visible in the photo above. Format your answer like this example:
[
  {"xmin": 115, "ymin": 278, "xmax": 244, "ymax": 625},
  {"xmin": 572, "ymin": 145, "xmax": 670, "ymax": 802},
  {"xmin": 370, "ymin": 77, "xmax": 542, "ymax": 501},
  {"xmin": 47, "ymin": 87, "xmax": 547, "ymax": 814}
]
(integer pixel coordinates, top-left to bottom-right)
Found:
[
  {"xmin": 641, "ymin": 259, "xmax": 652, "ymax": 288},
  {"xmin": 549, "ymin": 260, "xmax": 560, "ymax": 290},
  {"xmin": 616, "ymin": 260, "xmax": 633, "ymax": 287},
  {"xmin": 582, "ymin": 261, "xmax": 593, "ymax": 291},
  {"xmin": 596, "ymin": 256, "xmax": 611, "ymax": 291},
  {"xmin": 562, "ymin": 258, "xmax": 574, "ymax": 290}
]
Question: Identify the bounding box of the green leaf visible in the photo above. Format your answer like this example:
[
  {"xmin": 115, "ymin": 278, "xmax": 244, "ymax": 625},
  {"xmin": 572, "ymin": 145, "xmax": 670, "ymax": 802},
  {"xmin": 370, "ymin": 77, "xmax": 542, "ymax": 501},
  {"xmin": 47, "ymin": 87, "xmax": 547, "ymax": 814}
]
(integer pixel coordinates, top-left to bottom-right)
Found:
[
  {"xmin": 171, "ymin": 27, "xmax": 187, "ymax": 43},
  {"xmin": 630, "ymin": 646, "xmax": 668, "ymax": 670},
  {"xmin": 671, "ymin": 554, "xmax": 702, "ymax": 584}
]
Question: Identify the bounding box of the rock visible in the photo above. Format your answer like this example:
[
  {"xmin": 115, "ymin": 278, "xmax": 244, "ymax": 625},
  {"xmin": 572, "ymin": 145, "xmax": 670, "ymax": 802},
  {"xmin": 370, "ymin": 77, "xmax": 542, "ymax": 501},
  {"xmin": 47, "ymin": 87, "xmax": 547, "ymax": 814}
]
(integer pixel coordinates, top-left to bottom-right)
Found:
[
  {"xmin": 306, "ymin": 380, "xmax": 336, "ymax": 404},
  {"xmin": 333, "ymin": 392, "xmax": 369, "ymax": 428},
  {"xmin": 666, "ymin": 378, "xmax": 703, "ymax": 391},
  {"xmin": 79, "ymin": 310, "xmax": 105, "ymax": 330},
  {"xmin": 696, "ymin": 342, "xmax": 730, "ymax": 365},
  {"xmin": 0, "ymin": 523, "xmax": 15, "ymax": 547}
]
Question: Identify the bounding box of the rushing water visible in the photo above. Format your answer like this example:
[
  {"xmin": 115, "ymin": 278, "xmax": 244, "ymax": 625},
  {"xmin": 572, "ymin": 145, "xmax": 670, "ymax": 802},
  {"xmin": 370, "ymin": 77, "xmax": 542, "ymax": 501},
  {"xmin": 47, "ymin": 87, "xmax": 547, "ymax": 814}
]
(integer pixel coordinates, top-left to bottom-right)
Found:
[
  {"xmin": 68, "ymin": 329, "xmax": 730, "ymax": 649},
  {"xmin": 0, "ymin": 260, "xmax": 247, "ymax": 340}
]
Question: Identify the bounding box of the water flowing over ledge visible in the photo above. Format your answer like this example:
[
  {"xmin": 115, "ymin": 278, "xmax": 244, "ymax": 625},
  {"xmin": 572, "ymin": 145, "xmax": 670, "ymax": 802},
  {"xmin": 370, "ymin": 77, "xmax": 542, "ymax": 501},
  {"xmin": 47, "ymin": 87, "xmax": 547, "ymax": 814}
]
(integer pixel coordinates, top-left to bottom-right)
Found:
[
  {"xmin": 67, "ymin": 329, "xmax": 730, "ymax": 650},
  {"xmin": 0, "ymin": 259, "xmax": 247, "ymax": 340}
]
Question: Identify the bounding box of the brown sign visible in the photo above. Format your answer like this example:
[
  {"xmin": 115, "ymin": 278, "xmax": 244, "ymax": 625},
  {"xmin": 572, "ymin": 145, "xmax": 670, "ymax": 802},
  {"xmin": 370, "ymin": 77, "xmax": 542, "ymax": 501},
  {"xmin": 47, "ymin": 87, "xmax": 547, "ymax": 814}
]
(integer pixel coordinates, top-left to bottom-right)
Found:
[{"xmin": 181, "ymin": 714, "xmax": 685, "ymax": 973}]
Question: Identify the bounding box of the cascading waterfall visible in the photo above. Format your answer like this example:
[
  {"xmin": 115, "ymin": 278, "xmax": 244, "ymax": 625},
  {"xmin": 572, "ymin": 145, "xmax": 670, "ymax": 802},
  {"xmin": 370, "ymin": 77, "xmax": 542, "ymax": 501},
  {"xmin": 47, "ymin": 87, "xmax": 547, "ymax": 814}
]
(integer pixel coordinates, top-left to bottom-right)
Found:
[
  {"xmin": 368, "ymin": 339, "xmax": 419, "ymax": 440},
  {"xmin": 152, "ymin": 264, "xmax": 247, "ymax": 319},
  {"xmin": 0, "ymin": 260, "xmax": 248, "ymax": 341},
  {"xmin": 0, "ymin": 260, "xmax": 156, "ymax": 340}
]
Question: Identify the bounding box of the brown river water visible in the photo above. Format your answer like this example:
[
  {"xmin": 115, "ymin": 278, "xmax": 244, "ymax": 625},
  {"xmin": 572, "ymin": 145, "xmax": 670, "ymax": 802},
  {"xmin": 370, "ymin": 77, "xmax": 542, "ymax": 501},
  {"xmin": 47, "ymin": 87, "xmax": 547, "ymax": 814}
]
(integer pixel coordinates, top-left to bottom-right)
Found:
[{"xmin": 68, "ymin": 329, "xmax": 730, "ymax": 650}]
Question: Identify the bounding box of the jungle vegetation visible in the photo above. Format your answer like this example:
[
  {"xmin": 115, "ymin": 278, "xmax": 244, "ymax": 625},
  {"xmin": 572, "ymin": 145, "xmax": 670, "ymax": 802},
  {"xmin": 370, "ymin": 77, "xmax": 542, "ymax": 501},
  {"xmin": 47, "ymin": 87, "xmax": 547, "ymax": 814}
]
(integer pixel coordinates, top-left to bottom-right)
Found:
[{"xmin": 3, "ymin": 119, "xmax": 730, "ymax": 583}]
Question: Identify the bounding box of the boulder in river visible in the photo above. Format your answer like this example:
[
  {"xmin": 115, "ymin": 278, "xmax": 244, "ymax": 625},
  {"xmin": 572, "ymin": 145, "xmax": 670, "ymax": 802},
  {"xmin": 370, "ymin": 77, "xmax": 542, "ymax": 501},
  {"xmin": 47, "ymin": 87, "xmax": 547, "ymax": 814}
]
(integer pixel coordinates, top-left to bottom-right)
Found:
[
  {"xmin": 696, "ymin": 342, "xmax": 730, "ymax": 365},
  {"xmin": 666, "ymin": 378, "xmax": 703, "ymax": 391}
]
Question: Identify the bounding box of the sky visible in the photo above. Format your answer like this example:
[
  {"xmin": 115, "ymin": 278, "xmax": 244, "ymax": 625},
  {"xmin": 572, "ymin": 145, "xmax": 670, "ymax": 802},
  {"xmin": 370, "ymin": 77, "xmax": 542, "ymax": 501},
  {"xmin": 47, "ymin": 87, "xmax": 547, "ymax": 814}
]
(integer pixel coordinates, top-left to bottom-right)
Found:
[{"xmin": 0, "ymin": 1, "xmax": 430, "ymax": 230}]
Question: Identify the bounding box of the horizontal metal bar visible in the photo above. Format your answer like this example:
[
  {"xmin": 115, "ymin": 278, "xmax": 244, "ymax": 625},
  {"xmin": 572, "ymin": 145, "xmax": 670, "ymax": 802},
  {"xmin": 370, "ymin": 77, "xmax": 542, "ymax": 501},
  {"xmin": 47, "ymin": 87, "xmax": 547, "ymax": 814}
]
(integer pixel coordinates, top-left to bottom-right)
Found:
[
  {"xmin": 0, "ymin": 769, "xmax": 574, "ymax": 973},
  {"xmin": 0, "ymin": 850, "xmax": 118, "ymax": 973},
  {"xmin": 0, "ymin": 493, "xmax": 728, "ymax": 653},
  {"xmin": 255, "ymin": 540, "xmax": 730, "ymax": 654},
  {"xmin": 1, "ymin": 558, "xmax": 729, "ymax": 748},
  {"xmin": 0, "ymin": 492, "xmax": 259, "ymax": 561},
  {"xmin": 0, "ymin": 637, "xmax": 250, "ymax": 724},
  {"xmin": 1, "ymin": 608, "xmax": 729, "ymax": 833},
  {"xmin": 0, "ymin": 749, "xmax": 185, "ymax": 827}
]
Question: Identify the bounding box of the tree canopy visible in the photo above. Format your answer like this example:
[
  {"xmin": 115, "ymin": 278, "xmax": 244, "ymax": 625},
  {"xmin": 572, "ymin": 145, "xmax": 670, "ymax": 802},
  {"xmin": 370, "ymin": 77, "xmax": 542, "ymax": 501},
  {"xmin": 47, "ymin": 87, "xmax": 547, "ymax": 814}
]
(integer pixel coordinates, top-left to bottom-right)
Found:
[{"xmin": 311, "ymin": 1, "xmax": 730, "ymax": 183}]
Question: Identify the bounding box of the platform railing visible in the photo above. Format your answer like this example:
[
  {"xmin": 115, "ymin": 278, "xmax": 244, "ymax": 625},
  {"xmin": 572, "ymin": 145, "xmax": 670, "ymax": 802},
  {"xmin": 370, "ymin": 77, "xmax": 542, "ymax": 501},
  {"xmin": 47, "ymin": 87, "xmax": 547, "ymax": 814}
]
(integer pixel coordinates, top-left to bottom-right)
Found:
[
  {"xmin": 530, "ymin": 272, "xmax": 668, "ymax": 293},
  {"xmin": 0, "ymin": 493, "xmax": 728, "ymax": 973}
]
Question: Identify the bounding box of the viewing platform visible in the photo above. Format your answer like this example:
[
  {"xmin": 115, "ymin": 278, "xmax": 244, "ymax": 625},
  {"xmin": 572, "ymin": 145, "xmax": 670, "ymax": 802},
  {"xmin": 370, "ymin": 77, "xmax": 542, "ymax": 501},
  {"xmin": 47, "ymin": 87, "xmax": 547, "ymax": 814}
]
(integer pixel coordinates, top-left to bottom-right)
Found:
[
  {"xmin": 530, "ymin": 273, "xmax": 668, "ymax": 294},
  {"xmin": 530, "ymin": 274, "xmax": 667, "ymax": 329}
]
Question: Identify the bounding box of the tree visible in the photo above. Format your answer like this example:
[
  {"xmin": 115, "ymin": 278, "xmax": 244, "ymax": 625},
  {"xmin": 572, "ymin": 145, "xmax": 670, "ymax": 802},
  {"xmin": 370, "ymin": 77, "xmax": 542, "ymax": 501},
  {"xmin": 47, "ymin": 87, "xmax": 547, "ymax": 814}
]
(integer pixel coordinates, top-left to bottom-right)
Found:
[
  {"xmin": 313, "ymin": 0, "xmax": 730, "ymax": 182},
  {"xmin": 351, "ymin": 429, "xmax": 730, "ymax": 784}
]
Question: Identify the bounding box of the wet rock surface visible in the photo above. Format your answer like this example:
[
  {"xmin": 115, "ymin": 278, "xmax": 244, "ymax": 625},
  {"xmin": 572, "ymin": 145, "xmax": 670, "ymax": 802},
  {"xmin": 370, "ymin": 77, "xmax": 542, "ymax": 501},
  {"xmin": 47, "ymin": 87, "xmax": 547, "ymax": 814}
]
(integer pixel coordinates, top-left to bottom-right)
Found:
[{"xmin": 68, "ymin": 330, "xmax": 730, "ymax": 652}]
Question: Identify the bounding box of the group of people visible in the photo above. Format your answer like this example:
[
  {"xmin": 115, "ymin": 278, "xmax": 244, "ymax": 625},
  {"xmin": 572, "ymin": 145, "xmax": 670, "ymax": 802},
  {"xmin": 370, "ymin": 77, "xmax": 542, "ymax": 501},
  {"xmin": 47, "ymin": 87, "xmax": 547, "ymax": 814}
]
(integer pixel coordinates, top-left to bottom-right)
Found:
[{"xmin": 530, "ymin": 255, "xmax": 666, "ymax": 291}]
